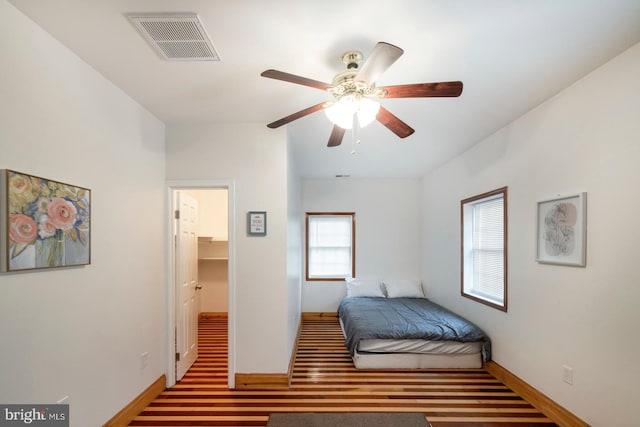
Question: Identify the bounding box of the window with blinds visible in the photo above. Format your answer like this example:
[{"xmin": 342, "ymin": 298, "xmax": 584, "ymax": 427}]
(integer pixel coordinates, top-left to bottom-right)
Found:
[
  {"xmin": 306, "ymin": 213, "xmax": 355, "ymax": 281},
  {"xmin": 461, "ymin": 188, "xmax": 507, "ymax": 311}
]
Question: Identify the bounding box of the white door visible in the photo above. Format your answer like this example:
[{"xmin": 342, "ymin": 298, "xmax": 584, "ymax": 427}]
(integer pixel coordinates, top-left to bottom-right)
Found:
[{"xmin": 175, "ymin": 191, "xmax": 199, "ymax": 380}]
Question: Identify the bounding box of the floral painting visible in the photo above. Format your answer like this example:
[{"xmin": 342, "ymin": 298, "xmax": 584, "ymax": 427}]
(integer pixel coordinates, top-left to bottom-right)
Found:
[
  {"xmin": 1, "ymin": 170, "xmax": 90, "ymax": 272},
  {"xmin": 536, "ymin": 193, "xmax": 586, "ymax": 267},
  {"xmin": 542, "ymin": 202, "xmax": 577, "ymax": 257}
]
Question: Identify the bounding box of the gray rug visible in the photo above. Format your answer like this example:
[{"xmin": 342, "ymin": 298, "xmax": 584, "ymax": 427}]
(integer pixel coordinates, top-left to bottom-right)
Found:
[{"xmin": 266, "ymin": 412, "xmax": 431, "ymax": 427}]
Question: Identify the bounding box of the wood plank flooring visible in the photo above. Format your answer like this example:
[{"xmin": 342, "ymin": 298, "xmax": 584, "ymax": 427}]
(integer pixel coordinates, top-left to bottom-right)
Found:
[{"xmin": 129, "ymin": 317, "xmax": 558, "ymax": 427}]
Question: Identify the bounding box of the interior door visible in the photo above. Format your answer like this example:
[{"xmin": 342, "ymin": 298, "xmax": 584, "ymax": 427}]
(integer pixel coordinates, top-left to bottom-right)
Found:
[{"xmin": 175, "ymin": 191, "xmax": 199, "ymax": 380}]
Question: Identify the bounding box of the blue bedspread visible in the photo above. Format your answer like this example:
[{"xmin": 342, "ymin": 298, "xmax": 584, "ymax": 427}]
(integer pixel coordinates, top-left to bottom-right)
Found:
[{"xmin": 338, "ymin": 297, "xmax": 491, "ymax": 361}]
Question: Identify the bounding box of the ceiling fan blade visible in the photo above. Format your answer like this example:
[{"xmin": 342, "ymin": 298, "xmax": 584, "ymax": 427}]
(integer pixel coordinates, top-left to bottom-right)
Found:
[
  {"xmin": 267, "ymin": 102, "xmax": 326, "ymax": 128},
  {"xmin": 355, "ymin": 42, "xmax": 404, "ymax": 85},
  {"xmin": 379, "ymin": 81, "xmax": 463, "ymax": 98},
  {"xmin": 261, "ymin": 69, "xmax": 332, "ymax": 91},
  {"xmin": 327, "ymin": 125, "xmax": 346, "ymax": 147},
  {"xmin": 376, "ymin": 106, "xmax": 415, "ymax": 138}
]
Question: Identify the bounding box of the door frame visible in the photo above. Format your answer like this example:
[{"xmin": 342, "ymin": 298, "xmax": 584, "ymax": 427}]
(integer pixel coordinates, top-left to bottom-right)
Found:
[{"xmin": 166, "ymin": 179, "xmax": 236, "ymax": 389}]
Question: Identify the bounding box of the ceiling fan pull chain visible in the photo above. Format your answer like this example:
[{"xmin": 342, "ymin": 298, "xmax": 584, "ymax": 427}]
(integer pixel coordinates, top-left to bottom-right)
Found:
[
  {"xmin": 351, "ymin": 126, "xmax": 356, "ymax": 155},
  {"xmin": 351, "ymin": 115, "xmax": 361, "ymax": 155}
]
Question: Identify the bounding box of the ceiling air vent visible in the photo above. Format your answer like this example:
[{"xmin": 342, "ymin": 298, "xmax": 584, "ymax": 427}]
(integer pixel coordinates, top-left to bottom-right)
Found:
[{"xmin": 127, "ymin": 13, "xmax": 220, "ymax": 61}]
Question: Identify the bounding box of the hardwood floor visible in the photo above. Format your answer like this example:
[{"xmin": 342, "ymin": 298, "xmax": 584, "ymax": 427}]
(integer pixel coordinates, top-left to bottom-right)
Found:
[{"xmin": 129, "ymin": 317, "xmax": 558, "ymax": 427}]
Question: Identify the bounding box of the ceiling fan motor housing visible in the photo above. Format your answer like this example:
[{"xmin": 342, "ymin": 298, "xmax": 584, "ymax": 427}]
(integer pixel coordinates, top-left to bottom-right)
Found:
[
  {"xmin": 342, "ymin": 50, "xmax": 363, "ymax": 68},
  {"xmin": 330, "ymin": 51, "xmax": 377, "ymax": 99}
]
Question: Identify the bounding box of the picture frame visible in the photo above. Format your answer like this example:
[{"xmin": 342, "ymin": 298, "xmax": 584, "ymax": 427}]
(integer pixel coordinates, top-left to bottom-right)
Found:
[
  {"xmin": 536, "ymin": 192, "xmax": 586, "ymax": 267},
  {"xmin": 247, "ymin": 211, "xmax": 267, "ymax": 236},
  {"xmin": 1, "ymin": 169, "xmax": 91, "ymax": 272}
]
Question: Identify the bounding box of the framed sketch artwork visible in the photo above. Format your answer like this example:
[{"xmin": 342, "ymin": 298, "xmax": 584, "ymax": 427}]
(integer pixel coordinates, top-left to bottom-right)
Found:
[
  {"xmin": 1, "ymin": 169, "xmax": 91, "ymax": 272},
  {"xmin": 536, "ymin": 192, "xmax": 586, "ymax": 267}
]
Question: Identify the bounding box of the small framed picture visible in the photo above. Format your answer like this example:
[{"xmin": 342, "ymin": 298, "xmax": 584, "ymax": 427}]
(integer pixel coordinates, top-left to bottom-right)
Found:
[
  {"xmin": 536, "ymin": 192, "xmax": 586, "ymax": 267},
  {"xmin": 247, "ymin": 211, "xmax": 267, "ymax": 236}
]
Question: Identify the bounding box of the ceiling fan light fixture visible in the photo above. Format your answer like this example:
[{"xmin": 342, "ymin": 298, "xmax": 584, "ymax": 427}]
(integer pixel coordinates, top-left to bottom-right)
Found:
[
  {"xmin": 324, "ymin": 94, "xmax": 379, "ymax": 129},
  {"xmin": 357, "ymin": 97, "xmax": 380, "ymax": 127}
]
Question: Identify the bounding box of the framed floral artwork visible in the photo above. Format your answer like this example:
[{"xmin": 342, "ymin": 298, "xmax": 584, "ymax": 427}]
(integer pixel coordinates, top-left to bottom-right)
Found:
[
  {"xmin": 1, "ymin": 170, "xmax": 91, "ymax": 272},
  {"xmin": 536, "ymin": 192, "xmax": 586, "ymax": 267}
]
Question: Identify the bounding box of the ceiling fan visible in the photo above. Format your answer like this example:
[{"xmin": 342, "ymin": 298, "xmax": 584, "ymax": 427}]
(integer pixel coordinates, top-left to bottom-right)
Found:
[{"xmin": 261, "ymin": 41, "xmax": 463, "ymax": 148}]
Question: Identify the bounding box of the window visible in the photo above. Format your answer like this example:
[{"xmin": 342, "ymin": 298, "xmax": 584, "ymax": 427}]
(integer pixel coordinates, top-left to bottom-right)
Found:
[
  {"xmin": 306, "ymin": 212, "xmax": 355, "ymax": 281},
  {"xmin": 461, "ymin": 187, "xmax": 507, "ymax": 311}
]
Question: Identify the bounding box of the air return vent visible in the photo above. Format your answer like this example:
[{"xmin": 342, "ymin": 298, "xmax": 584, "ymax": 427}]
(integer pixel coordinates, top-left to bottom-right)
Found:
[{"xmin": 127, "ymin": 13, "xmax": 220, "ymax": 61}]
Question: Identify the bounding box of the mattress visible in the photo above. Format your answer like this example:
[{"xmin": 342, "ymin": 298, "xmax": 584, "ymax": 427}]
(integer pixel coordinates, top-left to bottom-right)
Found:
[
  {"xmin": 358, "ymin": 337, "xmax": 482, "ymax": 354},
  {"xmin": 351, "ymin": 349, "xmax": 483, "ymax": 369},
  {"xmin": 337, "ymin": 297, "xmax": 490, "ymax": 369},
  {"xmin": 340, "ymin": 318, "xmax": 483, "ymax": 369}
]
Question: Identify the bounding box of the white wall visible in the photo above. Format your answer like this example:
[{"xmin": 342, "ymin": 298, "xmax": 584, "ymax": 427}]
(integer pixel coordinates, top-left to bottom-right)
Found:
[
  {"xmin": 0, "ymin": 2, "xmax": 166, "ymax": 426},
  {"xmin": 192, "ymin": 189, "xmax": 229, "ymax": 240},
  {"xmin": 286, "ymin": 135, "xmax": 302, "ymax": 360},
  {"xmin": 166, "ymin": 123, "xmax": 297, "ymax": 374},
  {"xmin": 198, "ymin": 258, "xmax": 229, "ymax": 312},
  {"xmin": 421, "ymin": 42, "xmax": 640, "ymax": 427},
  {"xmin": 302, "ymin": 178, "xmax": 423, "ymax": 312}
]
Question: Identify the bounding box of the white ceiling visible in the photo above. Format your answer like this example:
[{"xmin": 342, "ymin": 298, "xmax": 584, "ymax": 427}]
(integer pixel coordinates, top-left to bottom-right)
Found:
[{"xmin": 9, "ymin": 0, "xmax": 640, "ymax": 179}]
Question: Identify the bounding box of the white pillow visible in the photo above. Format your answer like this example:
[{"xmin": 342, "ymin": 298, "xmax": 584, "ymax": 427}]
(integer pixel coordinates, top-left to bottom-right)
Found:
[
  {"xmin": 382, "ymin": 279, "xmax": 425, "ymax": 298},
  {"xmin": 345, "ymin": 278, "xmax": 385, "ymax": 298}
]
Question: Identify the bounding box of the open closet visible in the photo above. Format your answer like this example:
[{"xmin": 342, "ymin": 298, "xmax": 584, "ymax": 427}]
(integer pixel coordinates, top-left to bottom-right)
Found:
[{"xmin": 185, "ymin": 189, "xmax": 229, "ymax": 318}]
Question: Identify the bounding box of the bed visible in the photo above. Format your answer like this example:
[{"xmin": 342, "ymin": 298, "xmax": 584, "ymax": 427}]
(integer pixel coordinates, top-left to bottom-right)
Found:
[{"xmin": 337, "ymin": 279, "xmax": 491, "ymax": 369}]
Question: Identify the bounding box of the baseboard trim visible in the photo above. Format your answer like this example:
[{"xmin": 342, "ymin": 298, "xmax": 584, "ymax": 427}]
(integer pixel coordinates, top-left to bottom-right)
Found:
[
  {"xmin": 484, "ymin": 361, "xmax": 589, "ymax": 427},
  {"xmin": 199, "ymin": 311, "xmax": 228, "ymax": 320},
  {"xmin": 302, "ymin": 312, "xmax": 338, "ymax": 319},
  {"xmin": 234, "ymin": 373, "xmax": 290, "ymax": 390},
  {"xmin": 286, "ymin": 319, "xmax": 302, "ymax": 386},
  {"xmin": 103, "ymin": 375, "xmax": 166, "ymax": 427}
]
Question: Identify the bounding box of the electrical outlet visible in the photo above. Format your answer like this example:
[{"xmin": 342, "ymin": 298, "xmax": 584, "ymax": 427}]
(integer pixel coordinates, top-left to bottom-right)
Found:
[
  {"xmin": 57, "ymin": 395, "xmax": 69, "ymax": 404},
  {"xmin": 141, "ymin": 352, "xmax": 149, "ymax": 370},
  {"xmin": 562, "ymin": 365, "xmax": 573, "ymax": 385}
]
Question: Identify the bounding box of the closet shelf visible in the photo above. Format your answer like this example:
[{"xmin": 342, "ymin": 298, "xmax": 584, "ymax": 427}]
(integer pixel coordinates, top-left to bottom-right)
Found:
[{"xmin": 198, "ymin": 257, "xmax": 228, "ymax": 262}]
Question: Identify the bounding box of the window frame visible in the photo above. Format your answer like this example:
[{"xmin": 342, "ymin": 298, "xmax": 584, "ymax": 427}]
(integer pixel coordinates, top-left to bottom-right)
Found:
[
  {"xmin": 305, "ymin": 212, "xmax": 356, "ymax": 282},
  {"xmin": 460, "ymin": 187, "xmax": 508, "ymax": 312}
]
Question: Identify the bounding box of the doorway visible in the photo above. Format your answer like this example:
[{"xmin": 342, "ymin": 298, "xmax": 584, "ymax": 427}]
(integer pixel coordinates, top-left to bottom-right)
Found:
[{"xmin": 166, "ymin": 180, "xmax": 235, "ymax": 389}]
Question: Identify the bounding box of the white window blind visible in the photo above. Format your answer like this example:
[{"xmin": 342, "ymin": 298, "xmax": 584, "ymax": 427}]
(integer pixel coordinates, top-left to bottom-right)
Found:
[
  {"xmin": 471, "ymin": 197, "xmax": 504, "ymax": 302},
  {"xmin": 307, "ymin": 214, "xmax": 354, "ymax": 280},
  {"xmin": 462, "ymin": 188, "xmax": 507, "ymax": 311}
]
